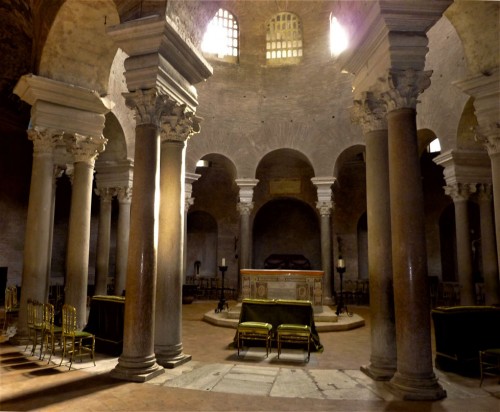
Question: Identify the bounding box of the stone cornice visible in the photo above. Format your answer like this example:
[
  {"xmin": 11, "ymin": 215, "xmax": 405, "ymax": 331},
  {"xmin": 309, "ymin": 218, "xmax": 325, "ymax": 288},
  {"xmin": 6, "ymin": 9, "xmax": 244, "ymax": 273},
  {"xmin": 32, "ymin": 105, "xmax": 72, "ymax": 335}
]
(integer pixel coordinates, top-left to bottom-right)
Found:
[
  {"xmin": 311, "ymin": 177, "xmax": 336, "ymax": 203},
  {"xmin": 236, "ymin": 178, "xmax": 260, "ymax": 204},
  {"xmin": 433, "ymin": 149, "xmax": 492, "ymax": 186},
  {"xmin": 107, "ymin": 15, "xmax": 213, "ymax": 111},
  {"xmin": 13, "ymin": 74, "xmax": 113, "ymax": 114}
]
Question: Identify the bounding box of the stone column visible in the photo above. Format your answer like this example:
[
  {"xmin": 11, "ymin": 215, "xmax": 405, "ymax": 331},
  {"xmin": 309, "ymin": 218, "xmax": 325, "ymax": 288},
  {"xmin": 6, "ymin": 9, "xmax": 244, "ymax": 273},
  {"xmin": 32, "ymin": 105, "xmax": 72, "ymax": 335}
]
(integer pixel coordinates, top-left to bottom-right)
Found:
[
  {"xmin": 352, "ymin": 93, "xmax": 396, "ymax": 381},
  {"xmin": 16, "ymin": 127, "xmax": 62, "ymax": 340},
  {"xmin": 477, "ymin": 184, "xmax": 500, "ymax": 304},
  {"xmin": 235, "ymin": 179, "xmax": 259, "ymax": 275},
  {"xmin": 111, "ymin": 89, "xmax": 165, "ymax": 382},
  {"xmin": 155, "ymin": 102, "xmax": 201, "ymax": 368},
  {"xmin": 115, "ymin": 187, "xmax": 132, "ymax": 297},
  {"xmin": 311, "ymin": 177, "xmax": 336, "ymax": 306},
  {"xmin": 384, "ymin": 69, "xmax": 446, "ymax": 400},
  {"xmin": 455, "ymin": 69, "xmax": 500, "ymax": 272},
  {"xmin": 444, "ymin": 183, "xmax": 476, "ymax": 305},
  {"xmin": 183, "ymin": 173, "xmax": 201, "ymax": 284},
  {"xmin": 65, "ymin": 134, "xmax": 107, "ymax": 329},
  {"xmin": 94, "ymin": 187, "xmax": 115, "ymax": 296}
]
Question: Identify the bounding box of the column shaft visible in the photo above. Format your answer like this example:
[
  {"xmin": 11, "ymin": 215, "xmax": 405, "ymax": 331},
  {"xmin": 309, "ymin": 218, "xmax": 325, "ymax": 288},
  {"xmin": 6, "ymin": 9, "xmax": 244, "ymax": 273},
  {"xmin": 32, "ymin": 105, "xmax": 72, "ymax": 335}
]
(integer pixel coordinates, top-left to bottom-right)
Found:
[
  {"xmin": 17, "ymin": 144, "xmax": 55, "ymax": 338},
  {"xmin": 478, "ymin": 185, "xmax": 500, "ymax": 304},
  {"xmin": 491, "ymin": 153, "xmax": 500, "ymax": 274},
  {"xmin": 388, "ymin": 107, "xmax": 444, "ymax": 399},
  {"xmin": 362, "ymin": 128, "xmax": 396, "ymax": 380},
  {"xmin": 65, "ymin": 161, "xmax": 95, "ymax": 329},
  {"xmin": 94, "ymin": 189, "xmax": 113, "ymax": 296},
  {"xmin": 155, "ymin": 139, "xmax": 190, "ymax": 367},
  {"xmin": 111, "ymin": 123, "xmax": 163, "ymax": 381},
  {"xmin": 453, "ymin": 199, "xmax": 475, "ymax": 305},
  {"xmin": 115, "ymin": 189, "xmax": 131, "ymax": 296},
  {"xmin": 319, "ymin": 213, "xmax": 333, "ymax": 305}
]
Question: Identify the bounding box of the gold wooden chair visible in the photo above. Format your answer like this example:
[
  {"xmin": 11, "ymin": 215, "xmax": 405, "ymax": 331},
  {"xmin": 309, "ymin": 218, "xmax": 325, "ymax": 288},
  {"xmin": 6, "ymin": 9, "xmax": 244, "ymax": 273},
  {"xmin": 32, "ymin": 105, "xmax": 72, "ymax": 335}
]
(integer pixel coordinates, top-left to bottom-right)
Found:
[
  {"xmin": 479, "ymin": 348, "xmax": 500, "ymax": 387},
  {"xmin": 30, "ymin": 300, "xmax": 45, "ymax": 356},
  {"xmin": 2, "ymin": 286, "xmax": 19, "ymax": 331},
  {"xmin": 24, "ymin": 298, "xmax": 35, "ymax": 352},
  {"xmin": 40, "ymin": 303, "xmax": 62, "ymax": 362},
  {"xmin": 237, "ymin": 321, "xmax": 273, "ymax": 357},
  {"xmin": 59, "ymin": 304, "xmax": 95, "ymax": 369}
]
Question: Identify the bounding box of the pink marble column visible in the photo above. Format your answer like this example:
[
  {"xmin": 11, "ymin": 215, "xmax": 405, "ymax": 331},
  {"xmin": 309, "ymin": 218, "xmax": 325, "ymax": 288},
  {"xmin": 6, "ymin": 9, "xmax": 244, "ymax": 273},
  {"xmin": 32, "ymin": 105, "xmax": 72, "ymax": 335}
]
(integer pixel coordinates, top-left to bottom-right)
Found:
[
  {"xmin": 94, "ymin": 187, "xmax": 115, "ymax": 296},
  {"xmin": 444, "ymin": 183, "xmax": 476, "ymax": 305},
  {"xmin": 65, "ymin": 134, "xmax": 107, "ymax": 330},
  {"xmin": 477, "ymin": 184, "xmax": 500, "ymax": 304},
  {"xmin": 111, "ymin": 89, "xmax": 164, "ymax": 382},
  {"xmin": 384, "ymin": 69, "xmax": 445, "ymax": 400},
  {"xmin": 353, "ymin": 93, "xmax": 396, "ymax": 380},
  {"xmin": 115, "ymin": 187, "xmax": 132, "ymax": 297},
  {"xmin": 16, "ymin": 127, "xmax": 62, "ymax": 341}
]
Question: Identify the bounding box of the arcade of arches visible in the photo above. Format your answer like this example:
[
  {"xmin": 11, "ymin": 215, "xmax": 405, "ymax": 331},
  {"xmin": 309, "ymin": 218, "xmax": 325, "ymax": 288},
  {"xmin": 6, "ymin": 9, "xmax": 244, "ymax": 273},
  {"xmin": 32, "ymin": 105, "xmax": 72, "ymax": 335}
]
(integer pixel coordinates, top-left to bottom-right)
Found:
[{"xmin": 0, "ymin": 0, "xmax": 499, "ymax": 403}]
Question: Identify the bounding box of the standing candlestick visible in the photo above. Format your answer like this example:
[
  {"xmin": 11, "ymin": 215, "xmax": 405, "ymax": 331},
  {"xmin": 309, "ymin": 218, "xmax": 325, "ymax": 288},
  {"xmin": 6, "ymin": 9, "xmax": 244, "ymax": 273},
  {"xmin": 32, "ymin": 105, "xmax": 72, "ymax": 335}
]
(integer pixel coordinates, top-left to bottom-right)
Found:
[{"xmin": 215, "ymin": 265, "xmax": 229, "ymax": 313}]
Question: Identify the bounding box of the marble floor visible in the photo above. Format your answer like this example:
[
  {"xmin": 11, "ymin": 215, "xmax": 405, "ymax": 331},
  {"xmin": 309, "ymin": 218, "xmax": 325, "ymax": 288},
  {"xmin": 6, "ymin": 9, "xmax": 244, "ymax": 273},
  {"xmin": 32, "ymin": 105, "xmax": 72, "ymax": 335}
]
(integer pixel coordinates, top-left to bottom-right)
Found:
[{"xmin": 1, "ymin": 301, "xmax": 499, "ymax": 411}]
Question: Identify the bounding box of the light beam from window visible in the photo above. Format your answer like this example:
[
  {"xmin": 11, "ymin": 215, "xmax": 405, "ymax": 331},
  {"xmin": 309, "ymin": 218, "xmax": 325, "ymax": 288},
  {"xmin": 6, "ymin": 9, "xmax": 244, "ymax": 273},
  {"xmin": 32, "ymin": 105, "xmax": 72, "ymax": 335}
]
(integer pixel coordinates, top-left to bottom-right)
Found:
[{"xmin": 330, "ymin": 15, "xmax": 348, "ymax": 57}]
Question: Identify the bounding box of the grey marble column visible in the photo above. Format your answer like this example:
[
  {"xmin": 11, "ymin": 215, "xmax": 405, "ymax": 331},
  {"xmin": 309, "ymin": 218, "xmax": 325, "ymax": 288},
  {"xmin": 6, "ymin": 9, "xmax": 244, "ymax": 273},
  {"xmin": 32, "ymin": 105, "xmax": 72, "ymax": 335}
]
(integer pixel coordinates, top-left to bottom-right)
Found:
[
  {"xmin": 156, "ymin": 138, "xmax": 187, "ymax": 368},
  {"xmin": 352, "ymin": 93, "xmax": 396, "ymax": 381},
  {"xmin": 94, "ymin": 187, "xmax": 115, "ymax": 296},
  {"xmin": 65, "ymin": 134, "xmax": 107, "ymax": 330},
  {"xmin": 115, "ymin": 187, "xmax": 132, "ymax": 297},
  {"xmin": 445, "ymin": 183, "xmax": 476, "ymax": 306},
  {"xmin": 111, "ymin": 89, "xmax": 165, "ymax": 382},
  {"xmin": 384, "ymin": 69, "xmax": 445, "ymax": 400},
  {"xmin": 16, "ymin": 127, "xmax": 62, "ymax": 340},
  {"xmin": 183, "ymin": 173, "xmax": 201, "ymax": 284},
  {"xmin": 477, "ymin": 184, "xmax": 500, "ymax": 304},
  {"xmin": 311, "ymin": 177, "xmax": 336, "ymax": 306}
]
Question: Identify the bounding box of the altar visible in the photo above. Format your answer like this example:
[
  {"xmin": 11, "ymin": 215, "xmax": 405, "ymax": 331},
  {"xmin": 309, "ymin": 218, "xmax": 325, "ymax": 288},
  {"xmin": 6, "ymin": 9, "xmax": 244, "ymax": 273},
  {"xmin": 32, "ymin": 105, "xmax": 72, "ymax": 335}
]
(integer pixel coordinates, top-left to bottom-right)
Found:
[{"xmin": 240, "ymin": 269, "xmax": 324, "ymax": 310}]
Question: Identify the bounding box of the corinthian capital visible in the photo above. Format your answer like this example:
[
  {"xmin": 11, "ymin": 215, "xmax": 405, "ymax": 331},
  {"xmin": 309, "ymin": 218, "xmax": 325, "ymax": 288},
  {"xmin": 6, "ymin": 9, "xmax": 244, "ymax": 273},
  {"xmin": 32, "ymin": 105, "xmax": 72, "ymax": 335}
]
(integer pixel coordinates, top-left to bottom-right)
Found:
[
  {"xmin": 351, "ymin": 92, "xmax": 387, "ymax": 134},
  {"xmin": 381, "ymin": 69, "xmax": 432, "ymax": 111},
  {"xmin": 94, "ymin": 187, "xmax": 116, "ymax": 202},
  {"xmin": 67, "ymin": 133, "xmax": 107, "ymax": 165},
  {"xmin": 160, "ymin": 103, "xmax": 202, "ymax": 142},
  {"xmin": 27, "ymin": 127, "xmax": 64, "ymax": 154},
  {"xmin": 237, "ymin": 202, "xmax": 254, "ymax": 216},
  {"xmin": 117, "ymin": 186, "xmax": 133, "ymax": 203},
  {"xmin": 477, "ymin": 183, "xmax": 493, "ymax": 202},
  {"xmin": 124, "ymin": 89, "xmax": 176, "ymax": 127},
  {"xmin": 444, "ymin": 182, "xmax": 477, "ymax": 202},
  {"xmin": 316, "ymin": 200, "xmax": 334, "ymax": 217}
]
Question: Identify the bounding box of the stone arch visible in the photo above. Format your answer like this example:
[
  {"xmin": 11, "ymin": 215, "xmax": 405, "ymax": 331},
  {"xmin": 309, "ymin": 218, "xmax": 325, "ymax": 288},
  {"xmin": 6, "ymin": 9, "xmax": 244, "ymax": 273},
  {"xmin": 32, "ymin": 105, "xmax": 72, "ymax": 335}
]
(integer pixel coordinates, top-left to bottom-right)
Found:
[
  {"xmin": 38, "ymin": 0, "xmax": 120, "ymax": 94},
  {"xmin": 252, "ymin": 197, "xmax": 321, "ymax": 270}
]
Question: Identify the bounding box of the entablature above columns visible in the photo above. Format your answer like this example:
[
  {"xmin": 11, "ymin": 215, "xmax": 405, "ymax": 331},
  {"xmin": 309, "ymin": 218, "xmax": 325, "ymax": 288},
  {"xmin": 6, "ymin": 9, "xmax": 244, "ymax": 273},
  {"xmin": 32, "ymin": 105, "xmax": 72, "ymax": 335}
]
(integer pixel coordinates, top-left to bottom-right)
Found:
[
  {"xmin": 433, "ymin": 149, "xmax": 492, "ymax": 187},
  {"xmin": 95, "ymin": 159, "xmax": 134, "ymax": 190},
  {"xmin": 107, "ymin": 15, "xmax": 213, "ymax": 112}
]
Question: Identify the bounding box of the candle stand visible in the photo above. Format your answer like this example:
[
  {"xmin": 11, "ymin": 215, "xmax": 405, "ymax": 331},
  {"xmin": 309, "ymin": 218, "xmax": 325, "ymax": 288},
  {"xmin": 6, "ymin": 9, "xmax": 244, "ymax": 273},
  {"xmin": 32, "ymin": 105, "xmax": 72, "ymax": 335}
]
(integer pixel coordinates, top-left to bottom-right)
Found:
[
  {"xmin": 215, "ymin": 265, "xmax": 229, "ymax": 313},
  {"xmin": 335, "ymin": 266, "xmax": 352, "ymax": 316}
]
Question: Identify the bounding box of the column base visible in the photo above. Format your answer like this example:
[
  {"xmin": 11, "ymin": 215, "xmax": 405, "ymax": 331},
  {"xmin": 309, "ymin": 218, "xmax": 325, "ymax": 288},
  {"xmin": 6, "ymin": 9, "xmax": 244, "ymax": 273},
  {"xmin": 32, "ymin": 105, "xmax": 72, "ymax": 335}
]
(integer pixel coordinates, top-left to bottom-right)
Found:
[
  {"xmin": 360, "ymin": 363, "xmax": 396, "ymax": 381},
  {"xmin": 110, "ymin": 354, "xmax": 164, "ymax": 382},
  {"xmin": 323, "ymin": 296, "xmax": 334, "ymax": 306},
  {"xmin": 387, "ymin": 371, "xmax": 447, "ymax": 401},
  {"xmin": 157, "ymin": 353, "xmax": 192, "ymax": 369}
]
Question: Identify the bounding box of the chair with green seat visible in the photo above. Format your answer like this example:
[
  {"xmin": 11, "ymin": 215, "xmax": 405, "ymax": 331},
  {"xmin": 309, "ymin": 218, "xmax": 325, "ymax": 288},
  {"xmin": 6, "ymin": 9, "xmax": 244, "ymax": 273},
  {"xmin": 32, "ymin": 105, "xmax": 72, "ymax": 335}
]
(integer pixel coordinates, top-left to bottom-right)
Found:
[
  {"xmin": 275, "ymin": 299, "xmax": 313, "ymax": 362},
  {"xmin": 479, "ymin": 348, "xmax": 500, "ymax": 386},
  {"xmin": 237, "ymin": 321, "xmax": 273, "ymax": 357},
  {"xmin": 40, "ymin": 303, "xmax": 62, "ymax": 363},
  {"xmin": 59, "ymin": 304, "xmax": 95, "ymax": 369}
]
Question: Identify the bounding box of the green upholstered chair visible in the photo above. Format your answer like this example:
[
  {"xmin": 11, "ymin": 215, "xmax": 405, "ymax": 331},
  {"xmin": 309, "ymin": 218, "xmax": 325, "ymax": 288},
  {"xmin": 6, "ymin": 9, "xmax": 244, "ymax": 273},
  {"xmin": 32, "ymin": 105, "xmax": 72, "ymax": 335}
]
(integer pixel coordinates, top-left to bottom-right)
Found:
[
  {"xmin": 59, "ymin": 304, "xmax": 95, "ymax": 369},
  {"xmin": 40, "ymin": 303, "xmax": 62, "ymax": 363},
  {"xmin": 237, "ymin": 321, "xmax": 273, "ymax": 357},
  {"xmin": 479, "ymin": 348, "xmax": 500, "ymax": 386}
]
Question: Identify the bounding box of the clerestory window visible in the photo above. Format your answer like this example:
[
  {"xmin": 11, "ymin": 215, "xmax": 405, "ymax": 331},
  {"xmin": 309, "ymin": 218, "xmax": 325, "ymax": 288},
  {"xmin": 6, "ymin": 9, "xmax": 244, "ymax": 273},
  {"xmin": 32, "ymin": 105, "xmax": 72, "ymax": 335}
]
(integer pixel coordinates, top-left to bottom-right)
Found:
[
  {"xmin": 266, "ymin": 12, "xmax": 303, "ymax": 65},
  {"xmin": 201, "ymin": 8, "xmax": 239, "ymax": 63}
]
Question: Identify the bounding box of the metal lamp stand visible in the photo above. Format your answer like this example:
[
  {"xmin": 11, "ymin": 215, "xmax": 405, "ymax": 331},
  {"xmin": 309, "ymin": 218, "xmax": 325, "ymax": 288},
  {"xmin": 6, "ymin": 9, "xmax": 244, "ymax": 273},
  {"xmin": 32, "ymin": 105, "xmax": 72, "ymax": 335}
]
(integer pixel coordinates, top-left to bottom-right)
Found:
[{"xmin": 215, "ymin": 265, "xmax": 229, "ymax": 313}]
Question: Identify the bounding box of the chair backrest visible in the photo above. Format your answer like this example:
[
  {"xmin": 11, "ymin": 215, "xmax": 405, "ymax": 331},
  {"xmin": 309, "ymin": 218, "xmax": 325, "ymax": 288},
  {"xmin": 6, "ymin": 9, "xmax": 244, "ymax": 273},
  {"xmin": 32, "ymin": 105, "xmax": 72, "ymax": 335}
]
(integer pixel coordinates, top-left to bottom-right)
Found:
[
  {"xmin": 43, "ymin": 303, "xmax": 55, "ymax": 332},
  {"xmin": 61, "ymin": 304, "xmax": 77, "ymax": 336},
  {"xmin": 33, "ymin": 301, "xmax": 44, "ymax": 328},
  {"xmin": 26, "ymin": 298, "xmax": 35, "ymax": 326},
  {"xmin": 4, "ymin": 286, "xmax": 18, "ymax": 310}
]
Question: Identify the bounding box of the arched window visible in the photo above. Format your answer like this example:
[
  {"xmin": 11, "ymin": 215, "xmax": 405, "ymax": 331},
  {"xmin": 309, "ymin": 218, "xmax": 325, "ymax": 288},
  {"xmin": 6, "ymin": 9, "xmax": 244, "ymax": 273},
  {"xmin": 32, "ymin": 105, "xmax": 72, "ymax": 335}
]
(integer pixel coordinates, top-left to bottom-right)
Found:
[
  {"xmin": 266, "ymin": 12, "xmax": 303, "ymax": 65},
  {"xmin": 201, "ymin": 8, "xmax": 239, "ymax": 62},
  {"xmin": 427, "ymin": 138, "xmax": 441, "ymax": 153}
]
